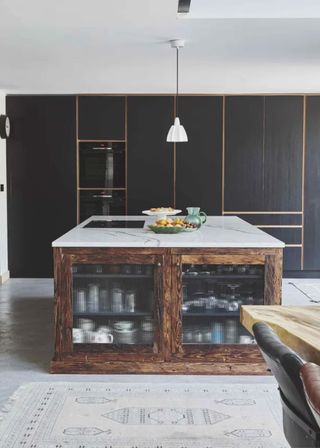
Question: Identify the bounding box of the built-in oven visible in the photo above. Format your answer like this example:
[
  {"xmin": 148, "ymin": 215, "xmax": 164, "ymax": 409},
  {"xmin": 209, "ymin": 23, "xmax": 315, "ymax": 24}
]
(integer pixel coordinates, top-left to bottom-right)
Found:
[
  {"xmin": 79, "ymin": 142, "xmax": 125, "ymax": 188},
  {"xmin": 79, "ymin": 190, "xmax": 126, "ymax": 222}
]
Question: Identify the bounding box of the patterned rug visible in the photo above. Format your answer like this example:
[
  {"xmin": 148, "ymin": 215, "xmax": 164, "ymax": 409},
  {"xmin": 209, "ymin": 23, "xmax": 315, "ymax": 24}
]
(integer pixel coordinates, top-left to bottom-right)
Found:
[{"xmin": 0, "ymin": 382, "xmax": 289, "ymax": 448}]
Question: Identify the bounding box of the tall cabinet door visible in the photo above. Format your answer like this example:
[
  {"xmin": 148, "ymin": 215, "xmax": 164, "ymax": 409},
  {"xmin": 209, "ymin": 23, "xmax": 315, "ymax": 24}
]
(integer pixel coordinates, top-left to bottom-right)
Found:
[
  {"xmin": 176, "ymin": 96, "xmax": 223, "ymax": 215},
  {"xmin": 224, "ymin": 96, "xmax": 264, "ymax": 211},
  {"xmin": 6, "ymin": 96, "xmax": 77, "ymax": 277},
  {"xmin": 127, "ymin": 96, "xmax": 174, "ymax": 214},
  {"xmin": 78, "ymin": 96, "xmax": 125, "ymax": 141},
  {"xmin": 264, "ymin": 96, "xmax": 303, "ymax": 211},
  {"xmin": 304, "ymin": 96, "xmax": 320, "ymax": 270}
]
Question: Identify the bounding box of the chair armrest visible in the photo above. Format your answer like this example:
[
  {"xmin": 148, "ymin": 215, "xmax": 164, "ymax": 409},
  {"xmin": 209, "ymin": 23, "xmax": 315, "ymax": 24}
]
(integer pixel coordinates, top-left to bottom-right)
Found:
[{"xmin": 300, "ymin": 362, "xmax": 320, "ymax": 428}]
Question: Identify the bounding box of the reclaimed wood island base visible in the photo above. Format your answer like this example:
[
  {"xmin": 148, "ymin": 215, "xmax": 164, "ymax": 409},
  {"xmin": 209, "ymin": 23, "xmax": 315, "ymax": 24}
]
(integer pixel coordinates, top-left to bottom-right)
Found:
[{"xmin": 51, "ymin": 216, "xmax": 284, "ymax": 375}]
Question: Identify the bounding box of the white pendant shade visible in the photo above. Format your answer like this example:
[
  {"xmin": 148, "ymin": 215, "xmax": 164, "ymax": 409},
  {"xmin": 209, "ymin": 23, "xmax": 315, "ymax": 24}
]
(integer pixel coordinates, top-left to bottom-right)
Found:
[{"xmin": 166, "ymin": 117, "xmax": 188, "ymax": 142}]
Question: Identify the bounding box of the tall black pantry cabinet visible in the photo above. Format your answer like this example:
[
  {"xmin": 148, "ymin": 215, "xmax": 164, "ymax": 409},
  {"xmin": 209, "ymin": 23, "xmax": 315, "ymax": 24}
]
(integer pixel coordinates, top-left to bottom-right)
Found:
[
  {"xmin": 6, "ymin": 96, "xmax": 77, "ymax": 277},
  {"xmin": 224, "ymin": 96, "xmax": 304, "ymax": 272},
  {"xmin": 304, "ymin": 96, "xmax": 320, "ymax": 271}
]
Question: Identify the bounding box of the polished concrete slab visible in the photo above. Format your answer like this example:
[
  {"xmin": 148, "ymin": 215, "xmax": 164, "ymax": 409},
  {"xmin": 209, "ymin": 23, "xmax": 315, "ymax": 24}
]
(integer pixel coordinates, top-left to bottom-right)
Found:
[{"xmin": 0, "ymin": 278, "xmax": 316, "ymax": 406}]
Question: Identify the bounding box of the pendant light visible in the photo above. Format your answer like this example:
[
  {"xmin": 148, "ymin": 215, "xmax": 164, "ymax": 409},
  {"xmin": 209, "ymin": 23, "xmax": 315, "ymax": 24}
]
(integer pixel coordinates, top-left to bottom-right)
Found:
[{"xmin": 166, "ymin": 39, "xmax": 188, "ymax": 142}]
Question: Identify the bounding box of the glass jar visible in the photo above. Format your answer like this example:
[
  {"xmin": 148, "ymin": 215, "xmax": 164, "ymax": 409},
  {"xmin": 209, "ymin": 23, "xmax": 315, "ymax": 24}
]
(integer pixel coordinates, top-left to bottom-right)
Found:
[
  {"xmin": 124, "ymin": 290, "xmax": 136, "ymax": 312},
  {"xmin": 87, "ymin": 284, "xmax": 99, "ymax": 312},
  {"xmin": 111, "ymin": 288, "xmax": 124, "ymax": 312},
  {"xmin": 75, "ymin": 288, "xmax": 86, "ymax": 313}
]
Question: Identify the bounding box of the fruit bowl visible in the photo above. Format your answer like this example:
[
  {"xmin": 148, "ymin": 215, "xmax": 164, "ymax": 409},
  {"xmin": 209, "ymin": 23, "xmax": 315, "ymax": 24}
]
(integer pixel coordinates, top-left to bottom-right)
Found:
[
  {"xmin": 148, "ymin": 217, "xmax": 198, "ymax": 234},
  {"xmin": 148, "ymin": 225, "xmax": 186, "ymax": 234}
]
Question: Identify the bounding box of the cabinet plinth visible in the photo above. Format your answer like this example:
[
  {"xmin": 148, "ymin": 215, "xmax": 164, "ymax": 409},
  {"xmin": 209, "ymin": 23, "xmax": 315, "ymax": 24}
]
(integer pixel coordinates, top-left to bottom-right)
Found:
[{"xmin": 51, "ymin": 246, "xmax": 282, "ymax": 375}]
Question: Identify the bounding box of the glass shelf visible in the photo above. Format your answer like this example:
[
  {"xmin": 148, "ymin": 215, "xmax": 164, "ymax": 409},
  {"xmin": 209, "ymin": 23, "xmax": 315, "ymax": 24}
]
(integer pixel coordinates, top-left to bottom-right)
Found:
[
  {"xmin": 182, "ymin": 263, "xmax": 264, "ymax": 345},
  {"xmin": 183, "ymin": 274, "xmax": 263, "ymax": 280},
  {"xmin": 74, "ymin": 311, "xmax": 152, "ymax": 318},
  {"xmin": 72, "ymin": 263, "xmax": 155, "ymax": 346},
  {"xmin": 73, "ymin": 274, "xmax": 152, "ymax": 279},
  {"xmin": 183, "ymin": 311, "xmax": 240, "ymax": 318}
]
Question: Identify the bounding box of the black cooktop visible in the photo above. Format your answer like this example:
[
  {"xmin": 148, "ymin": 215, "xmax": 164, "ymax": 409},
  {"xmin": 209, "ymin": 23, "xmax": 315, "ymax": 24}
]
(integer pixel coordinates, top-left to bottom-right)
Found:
[{"xmin": 84, "ymin": 220, "xmax": 145, "ymax": 229}]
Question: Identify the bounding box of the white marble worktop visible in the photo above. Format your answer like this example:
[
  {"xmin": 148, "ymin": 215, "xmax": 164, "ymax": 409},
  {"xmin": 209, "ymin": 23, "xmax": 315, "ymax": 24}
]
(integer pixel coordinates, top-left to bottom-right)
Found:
[{"xmin": 52, "ymin": 215, "xmax": 285, "ymax": 248}]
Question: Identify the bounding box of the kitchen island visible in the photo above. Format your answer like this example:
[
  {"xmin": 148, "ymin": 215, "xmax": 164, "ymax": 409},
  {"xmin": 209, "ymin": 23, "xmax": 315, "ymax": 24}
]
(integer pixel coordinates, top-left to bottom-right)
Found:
[{"xmin": 51, "ymin": 215, "xmax": 284, "ymax": 374}]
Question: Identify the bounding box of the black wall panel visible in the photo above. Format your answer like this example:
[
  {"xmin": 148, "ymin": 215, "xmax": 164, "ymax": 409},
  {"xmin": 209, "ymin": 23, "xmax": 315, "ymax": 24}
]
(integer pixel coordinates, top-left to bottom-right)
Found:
[
  {"xmin": 176, "ymin": 96, "xmax": 223, "ymax": 215},
  {"xmin": 225, "ymin": 96, "xmax": 264, "ymax": 211},
  {"xmin": 304, "ymin": 96, "xmax": 320, "ymax": 270},
  {"xmin": 127, "ymin": 96, "xmax": 174, "ymax": 214},
  {"xmin": 283, "ymin": 247, "xmax": 301, "ymax": 272},
  {"xmin": 264, "ymin": 96, "xmax": 303, "ymax": 211},
  {"xmin": 78, "ymin": 96, "xmax": 125, "ymax": 140},
  {"xmin": 6, "ymin": 95, "xmax": 77, "ymax": 277}
]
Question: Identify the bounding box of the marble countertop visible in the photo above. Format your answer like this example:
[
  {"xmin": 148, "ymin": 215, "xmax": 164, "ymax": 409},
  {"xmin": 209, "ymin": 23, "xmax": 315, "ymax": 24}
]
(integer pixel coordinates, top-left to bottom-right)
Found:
[
  {"xmin": 52, "ymin": 215, "xmax": 285, "ymax": 248},
  {"xmin": 241, "ymin": 305, "xmax": 320, "ymax": 364}
]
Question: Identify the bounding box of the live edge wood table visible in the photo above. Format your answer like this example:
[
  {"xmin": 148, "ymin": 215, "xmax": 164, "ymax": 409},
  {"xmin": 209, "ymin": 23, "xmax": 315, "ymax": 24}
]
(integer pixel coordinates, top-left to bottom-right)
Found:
[
  {"xmin": 241, "ymin": 305, "xmax": 320, "ymax": 365},
  {"xmin": 51, "ymin": 215, "xmax": 284, "ymax": 375}
]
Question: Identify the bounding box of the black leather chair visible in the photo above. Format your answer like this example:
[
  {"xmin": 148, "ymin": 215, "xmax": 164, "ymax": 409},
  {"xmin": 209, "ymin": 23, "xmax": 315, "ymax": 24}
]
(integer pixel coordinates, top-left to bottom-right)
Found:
[{"xmin": 253, "ymin": 322, "xmax": 320, "ymax": 447}]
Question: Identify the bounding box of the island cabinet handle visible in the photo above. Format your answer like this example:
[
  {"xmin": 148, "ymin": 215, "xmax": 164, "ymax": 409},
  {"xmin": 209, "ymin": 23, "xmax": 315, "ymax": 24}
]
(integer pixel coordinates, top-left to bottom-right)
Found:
[
  {"xmin": 176, "ymin": 262, "xmax": 180, "ymax": 267},
  {"xmin": 157, "ymin": 262, "xmax": 162, "ymax": 267}
]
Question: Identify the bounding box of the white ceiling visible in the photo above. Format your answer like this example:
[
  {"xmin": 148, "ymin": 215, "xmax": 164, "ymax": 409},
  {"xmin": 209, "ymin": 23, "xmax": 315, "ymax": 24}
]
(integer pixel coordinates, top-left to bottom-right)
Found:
[
  {"xmin": 1, "ymin": 0, "xmax": 320, "ymax": 93},
  {"xmin": 185, "ymin": 0, "xmax": 320, "ymax": 18}
]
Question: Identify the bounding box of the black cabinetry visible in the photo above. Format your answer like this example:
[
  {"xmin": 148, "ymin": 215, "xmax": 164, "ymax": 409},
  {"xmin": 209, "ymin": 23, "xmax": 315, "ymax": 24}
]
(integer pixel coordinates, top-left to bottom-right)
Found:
[
  {"xmin": 225, "ymin": 96, "xmax": 264, "ymax": 211},
  {"xmin": 224, "ymin": 96, "xmax": 304, "ymax": 274},
  {"xmin": 264, "ymin": 96, "xmax": 303, "ymax": 211},
  {"xmin": 176, "ymin": 96, "xmax": 223, "ymax": 214},
  {"xmin": 77, "ymin": 96, "xmax": 127, "ymax": 221},
  {"xmin": 224, "ymin": 96, "xmax": 303, "ymax": 212},
  {"xmin": 6, "ymin": 93, "xmax": 320, "ymax": 277},
  {"xmin": 304, "ymin": 97, "xmax": 320, "ymax": 271},
  {"xmin": 127, "ymin": 96, "xmax": 174, "ymax": 214},
  {"xmin": 6, "ymin": 95, "xmax": 77, "ymax": 277},
  {"xmin": 78, "ymin": 96, "xmax": 125, "ymax": 141}
]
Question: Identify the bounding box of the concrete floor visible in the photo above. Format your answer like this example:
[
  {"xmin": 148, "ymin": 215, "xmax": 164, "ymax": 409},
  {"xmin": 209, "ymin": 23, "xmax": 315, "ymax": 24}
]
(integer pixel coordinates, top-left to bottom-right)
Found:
[{"xmin": 0, "ymin": 278, "xmax": 316, "ymax": 406}]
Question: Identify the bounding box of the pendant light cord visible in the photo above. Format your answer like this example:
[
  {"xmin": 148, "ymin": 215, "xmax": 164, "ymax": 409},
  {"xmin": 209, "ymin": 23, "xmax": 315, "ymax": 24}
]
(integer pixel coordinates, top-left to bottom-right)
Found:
[{"xmin": 176, "ymin": 47, "xmax": 179, "ymax": 116}]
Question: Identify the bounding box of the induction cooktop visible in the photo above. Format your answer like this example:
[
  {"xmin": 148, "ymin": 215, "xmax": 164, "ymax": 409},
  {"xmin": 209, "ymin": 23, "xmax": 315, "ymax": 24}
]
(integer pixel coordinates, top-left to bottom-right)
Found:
[{"xmin": 83, "ymin": 220, "xmax": 145, "ymax": 229}]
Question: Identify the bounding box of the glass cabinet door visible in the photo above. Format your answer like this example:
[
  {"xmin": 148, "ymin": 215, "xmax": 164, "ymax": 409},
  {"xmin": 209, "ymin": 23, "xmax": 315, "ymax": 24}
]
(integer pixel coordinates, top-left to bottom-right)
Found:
[
  {"xmin": 72, "ymin": 263, "xmax": 156, "ymax": 349},
  {"xmin": 181, "ymin": 263, "xmax": 264, "ymax": 345}
]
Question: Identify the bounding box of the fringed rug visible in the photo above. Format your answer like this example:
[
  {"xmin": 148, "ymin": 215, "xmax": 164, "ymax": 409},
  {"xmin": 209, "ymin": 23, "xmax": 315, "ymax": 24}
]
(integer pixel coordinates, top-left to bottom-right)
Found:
[{"xmin": 0, "ymin": 382, "xmax": 289, "ymax": 447}]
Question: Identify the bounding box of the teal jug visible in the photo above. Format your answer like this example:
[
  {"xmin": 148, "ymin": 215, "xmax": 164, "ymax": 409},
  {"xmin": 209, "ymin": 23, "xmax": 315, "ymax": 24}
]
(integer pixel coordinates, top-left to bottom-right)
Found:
[{"xmin": 184, "ymin": 207, "xmax": 207, "ymax": 229}]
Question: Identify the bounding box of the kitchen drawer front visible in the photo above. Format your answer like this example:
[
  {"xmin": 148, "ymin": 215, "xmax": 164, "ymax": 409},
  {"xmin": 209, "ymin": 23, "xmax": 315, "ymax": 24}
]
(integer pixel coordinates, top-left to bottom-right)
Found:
[
  {"xmin": 258, "ymin": 227, "xmax": 301, "ymax": 245},
  {"xmin": 238, "ymin": 214, "xmax": 302, "ymax": 226}
]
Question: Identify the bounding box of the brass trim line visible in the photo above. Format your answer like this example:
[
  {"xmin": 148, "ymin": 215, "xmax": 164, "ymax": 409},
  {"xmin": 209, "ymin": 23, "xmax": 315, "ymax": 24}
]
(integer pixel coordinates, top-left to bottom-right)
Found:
[
  {"xmin": 76, "ymin": 95, "xmax": 80, "ymax": 224},
  {"xmin": 301, "ymin": 95, "xmax": 307, "ymax": 270},
  {"xmin": 76, "ymin": 93, "xmax": 320, "ymax": 97},
  {"xmin": 257, "ymin": 225, "xmax": 302, "ymax": 228},
  {"xmin": 223, "ymin": 211, "xmax": 303, "ymax": 215},
  {"xmin": 173, "ymin": 95, "xmax": 177, "ymax": 209},
  {"xmin": 78, "ymin": 188, "xmax": 126, "ymax": 191},
  {"xmin": 221, "ymin": 96, "xmax": 226, "ymax": 213},
  {"xmin": 125, "ymin": 95, "xmax": 128, "ymax": 215},
  {"xmin": 77, "ymin": 139, "xmax": 126, "ymax": 143}
]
